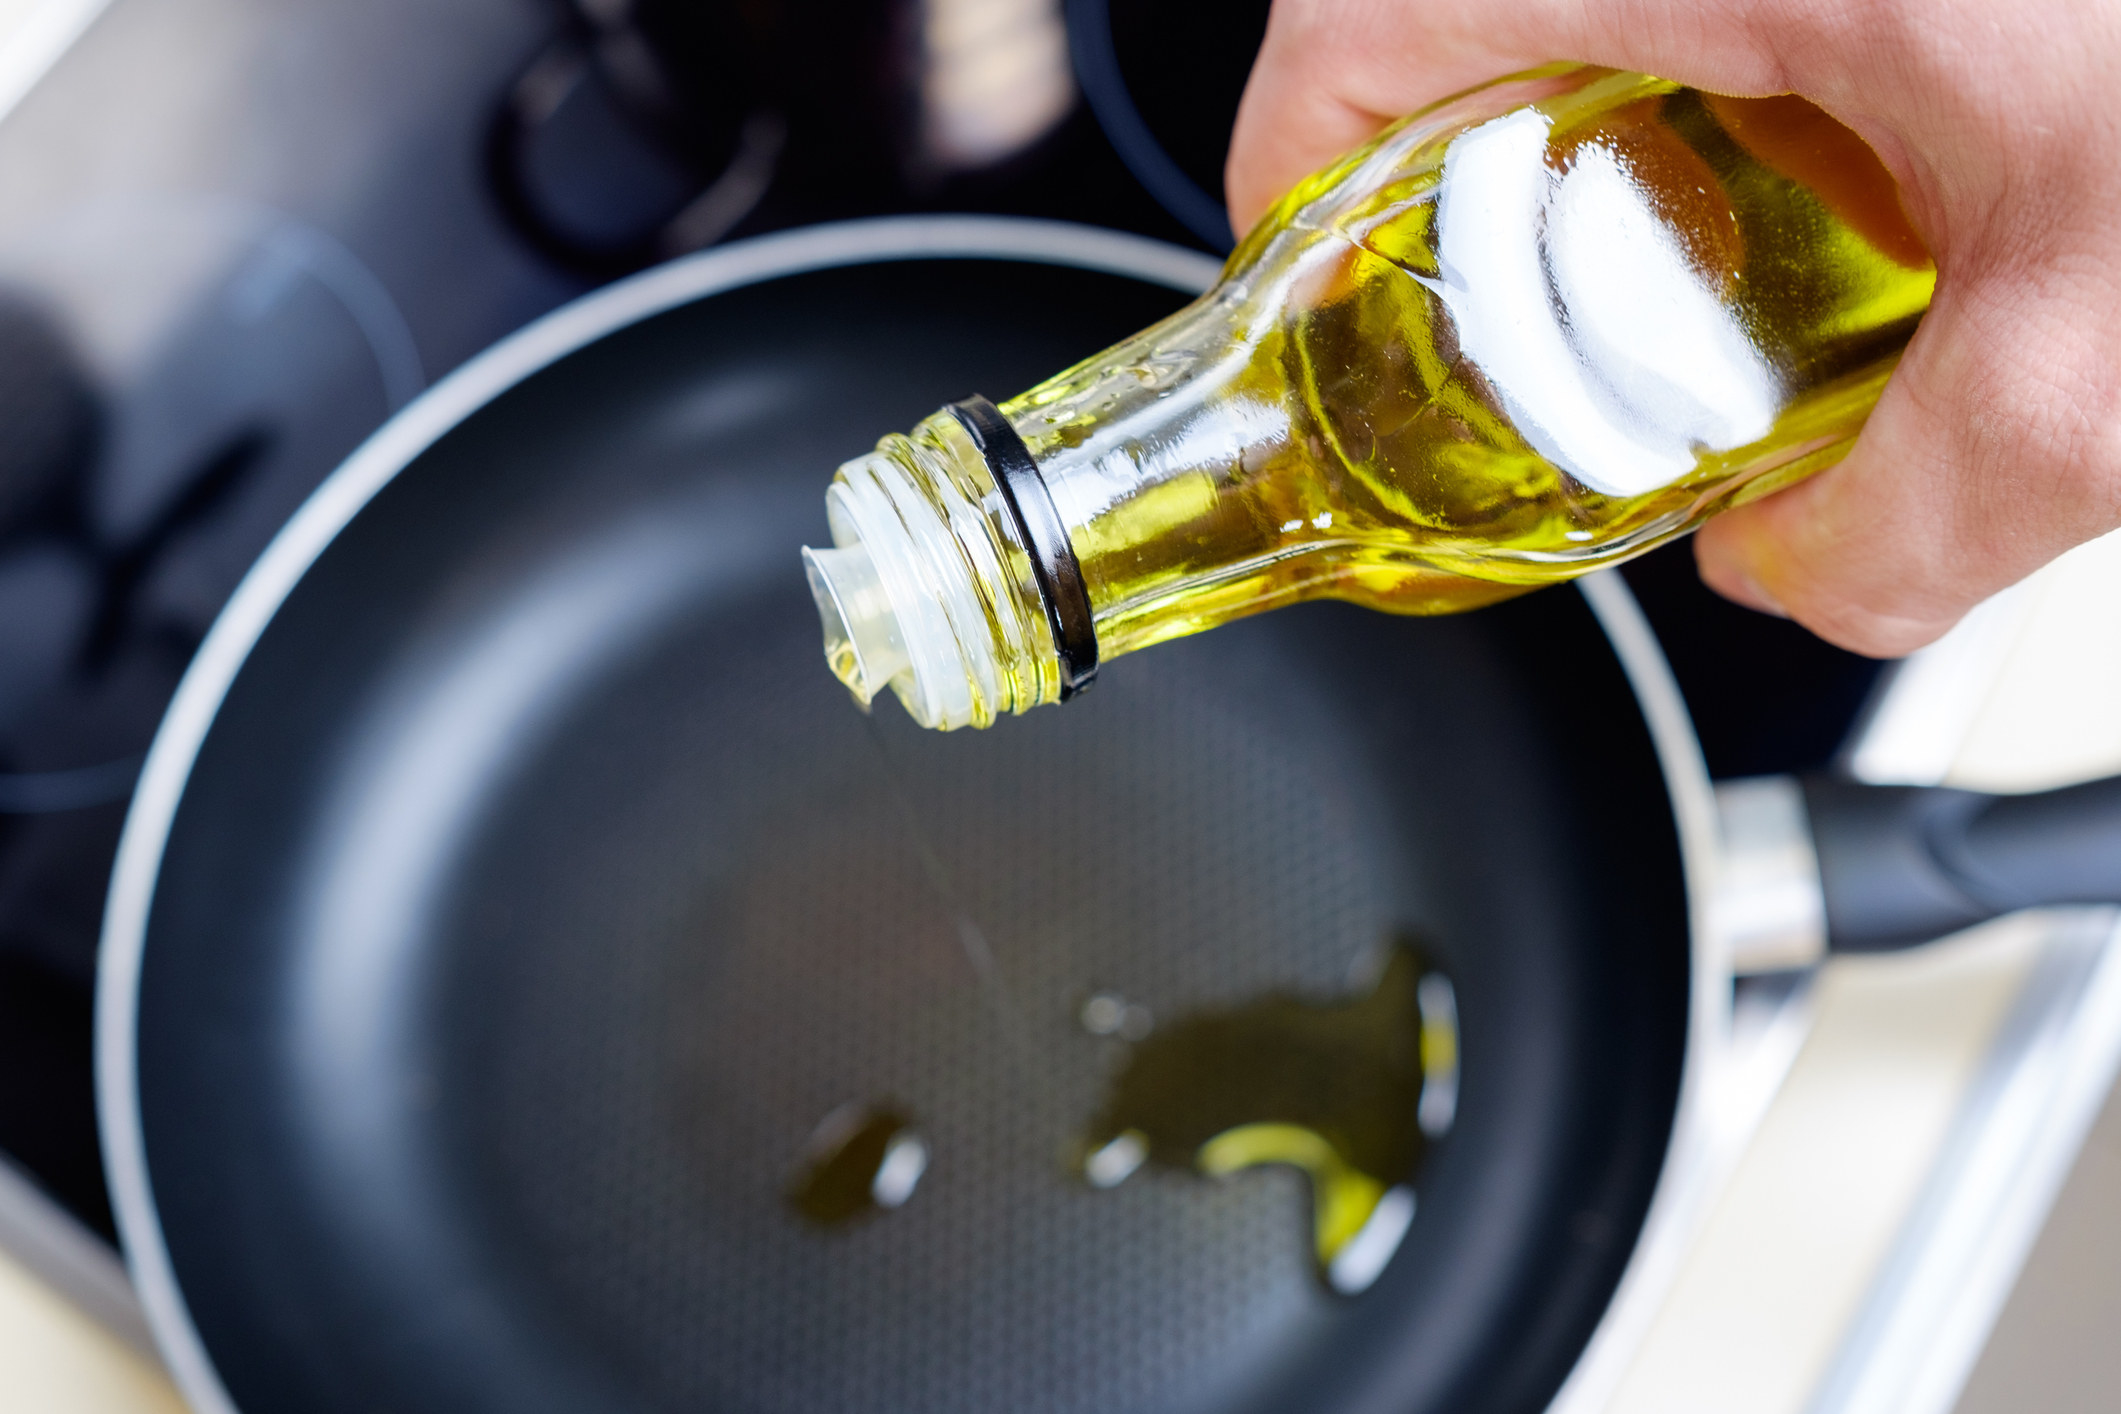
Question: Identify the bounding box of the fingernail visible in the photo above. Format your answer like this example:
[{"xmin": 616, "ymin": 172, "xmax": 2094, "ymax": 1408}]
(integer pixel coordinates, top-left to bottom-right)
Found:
[{"xmin": 1720, "ymin": 567, "xmax": 1789, "ymax": 619}]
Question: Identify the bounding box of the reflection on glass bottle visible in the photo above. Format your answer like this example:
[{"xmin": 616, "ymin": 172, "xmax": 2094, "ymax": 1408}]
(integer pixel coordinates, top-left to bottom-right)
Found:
[
  {"xmin": 1076, "ymin": 943, "xmax": 1458, "ymax": 1295},
  {"xmin": 802, "ymin": 65, "xmax": 1934, "ymax": 729}
]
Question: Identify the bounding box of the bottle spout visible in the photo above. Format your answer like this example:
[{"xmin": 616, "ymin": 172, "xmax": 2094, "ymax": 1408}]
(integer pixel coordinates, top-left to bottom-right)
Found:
[
  {"xmin": 803, "ymin": 434, "xmax": 1062, "ymax": 731},
  {"xmin": 802, "ymin": 541, "xmax": 911, "ymax": 707}
]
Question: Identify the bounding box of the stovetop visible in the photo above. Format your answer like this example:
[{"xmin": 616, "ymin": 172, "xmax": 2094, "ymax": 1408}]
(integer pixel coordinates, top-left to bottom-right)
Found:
[
  {"xmin": 0, "ymin": 0, "xmax": 1885, "ymax": 1246},
  {"xmin": 0, "ymin": 0, "xmax": 581, "ymax": 1239}
]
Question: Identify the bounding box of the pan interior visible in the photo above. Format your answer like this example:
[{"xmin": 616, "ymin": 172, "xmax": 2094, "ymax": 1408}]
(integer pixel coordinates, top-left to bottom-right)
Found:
[
  {"xmin": 450, "ymin": 580, "xmax": 1433, "ymax": 1414},
  {"xmin": 133, "ymin": 254, "xmax": 1688, "ymax": 1414}
]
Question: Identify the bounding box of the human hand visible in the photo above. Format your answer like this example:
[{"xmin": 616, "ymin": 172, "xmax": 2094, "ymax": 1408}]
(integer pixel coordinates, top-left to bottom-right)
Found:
[{"xmin": 1225, "ymin": 0, "xmax": 2121, "ymax": 656}]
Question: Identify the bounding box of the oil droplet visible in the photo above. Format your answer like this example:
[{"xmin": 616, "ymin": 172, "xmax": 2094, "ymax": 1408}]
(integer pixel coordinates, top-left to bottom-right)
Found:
[
  {"xmin": 789, "ymin": 1102, "xmax": 929, "ymax": 1226},
  {"xmin": 1077, "ymin": 941, "xmax": 1457, "ymax": 1294}
]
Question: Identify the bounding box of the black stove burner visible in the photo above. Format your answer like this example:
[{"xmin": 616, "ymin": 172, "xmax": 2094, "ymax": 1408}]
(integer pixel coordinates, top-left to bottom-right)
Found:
[{"xmin": 0, "ymin": 198, "xmax": 439, "ymax": 1235}]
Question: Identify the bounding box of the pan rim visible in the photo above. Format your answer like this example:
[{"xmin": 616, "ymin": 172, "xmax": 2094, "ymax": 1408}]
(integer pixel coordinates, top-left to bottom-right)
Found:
[{"xmin": 91, "ymin": 214, "xmax": 1721, "ymax": 1414}]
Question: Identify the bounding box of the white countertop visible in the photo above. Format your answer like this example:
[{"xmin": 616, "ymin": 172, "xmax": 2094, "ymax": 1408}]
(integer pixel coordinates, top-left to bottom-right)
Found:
[{"xmin": 0, "ymin": 1165, "xmax": 179, "ymax": 1411}]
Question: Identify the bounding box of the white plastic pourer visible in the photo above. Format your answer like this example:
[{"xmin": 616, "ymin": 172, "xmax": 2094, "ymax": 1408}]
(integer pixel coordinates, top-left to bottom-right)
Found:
[
  {"xmin": 801, "ymin": 450, "xmax": 999, "ymax": 730},
  {"xmin": 801, "ymin": 541, "xmax": 911, "ymax": 708}
]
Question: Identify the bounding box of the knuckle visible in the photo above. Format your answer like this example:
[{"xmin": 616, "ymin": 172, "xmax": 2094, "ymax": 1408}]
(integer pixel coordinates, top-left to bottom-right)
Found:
[
  {"xmin": 1937, "ymin": 273, "xmax": 2121, "ymax": 542},
  {"xmin": 1978, "ymin": 358, "xmax": 2121, "ymax": 532}
]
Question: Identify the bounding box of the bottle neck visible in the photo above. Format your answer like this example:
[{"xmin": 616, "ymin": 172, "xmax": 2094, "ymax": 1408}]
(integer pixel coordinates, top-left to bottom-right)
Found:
[
  {"xmin": 998, "ymin": 276, "xmax": 1306, "ymax": 659},
  {"xmin": 942, "ymin": 396, "xmax": 1100, "ymax": 698},
  {"xmin": 805, "ymin": 262, "xmax": 1337, "ymax": 729},
  {"xmin": 803, "ymin": 405, "xmax": 1066, "ymax": 730}
]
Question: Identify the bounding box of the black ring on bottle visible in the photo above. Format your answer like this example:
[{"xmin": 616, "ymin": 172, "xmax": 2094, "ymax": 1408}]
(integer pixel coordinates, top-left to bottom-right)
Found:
[{"xmin": 946, "ymin": 395, "xmax": 1099, "ymax": 699}]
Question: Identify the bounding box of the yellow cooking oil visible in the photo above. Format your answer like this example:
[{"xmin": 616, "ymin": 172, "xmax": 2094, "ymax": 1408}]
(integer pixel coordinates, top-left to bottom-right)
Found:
[
  {"xmin": 1077, "ymin": 942, "xmax": 1458, "ymax": 1294},
  {"xmin": 802, "ymin": 66, "xmax": 1934, "ymax": 730},
  {"xmin": 788, "ymin": 1102, "xmax": 929, "ymax": 1226}
]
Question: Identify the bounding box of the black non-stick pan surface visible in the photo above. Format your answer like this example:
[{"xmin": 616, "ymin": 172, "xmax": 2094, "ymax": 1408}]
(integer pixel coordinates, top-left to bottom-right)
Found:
[{"xmin": 99, "ymin": 219, "xmax": 1695, "ymax": 1414}]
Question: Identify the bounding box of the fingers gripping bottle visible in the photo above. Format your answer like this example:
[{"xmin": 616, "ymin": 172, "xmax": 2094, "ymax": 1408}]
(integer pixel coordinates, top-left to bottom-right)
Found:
[{"xmin": 800, "ymin": 65, "xmax": 1934, "ymax": 730}]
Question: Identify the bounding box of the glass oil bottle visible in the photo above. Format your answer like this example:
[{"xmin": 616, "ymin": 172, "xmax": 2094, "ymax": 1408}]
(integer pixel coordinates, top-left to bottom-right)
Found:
[{"xmin": 801, "ymin": 65, "xmax": 1935, "ymax": 730}]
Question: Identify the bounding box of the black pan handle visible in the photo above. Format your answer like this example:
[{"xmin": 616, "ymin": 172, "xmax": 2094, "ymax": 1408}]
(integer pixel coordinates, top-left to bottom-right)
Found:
[{"xmin": 1803, "ymin": 773, "xmax": 2121, "ymax": 952}]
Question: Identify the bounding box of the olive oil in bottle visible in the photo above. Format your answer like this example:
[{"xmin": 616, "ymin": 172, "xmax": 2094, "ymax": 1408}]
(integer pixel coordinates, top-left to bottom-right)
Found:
[{"xmin": 802, "ymin": 65, "xmax": 1934, "ymax": 730}]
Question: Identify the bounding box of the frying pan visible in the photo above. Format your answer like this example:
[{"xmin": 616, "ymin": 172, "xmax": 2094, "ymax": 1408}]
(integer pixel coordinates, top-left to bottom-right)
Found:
[{"xmin": 94, "ymin": 217, "xmax": 2121, "ymax": 1414}]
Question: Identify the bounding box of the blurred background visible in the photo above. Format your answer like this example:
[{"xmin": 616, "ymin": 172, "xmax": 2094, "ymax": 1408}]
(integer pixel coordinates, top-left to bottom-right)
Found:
[{"xmin": 0, "ymin": 2, "xmax": 2110, "ymax": 1411}]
